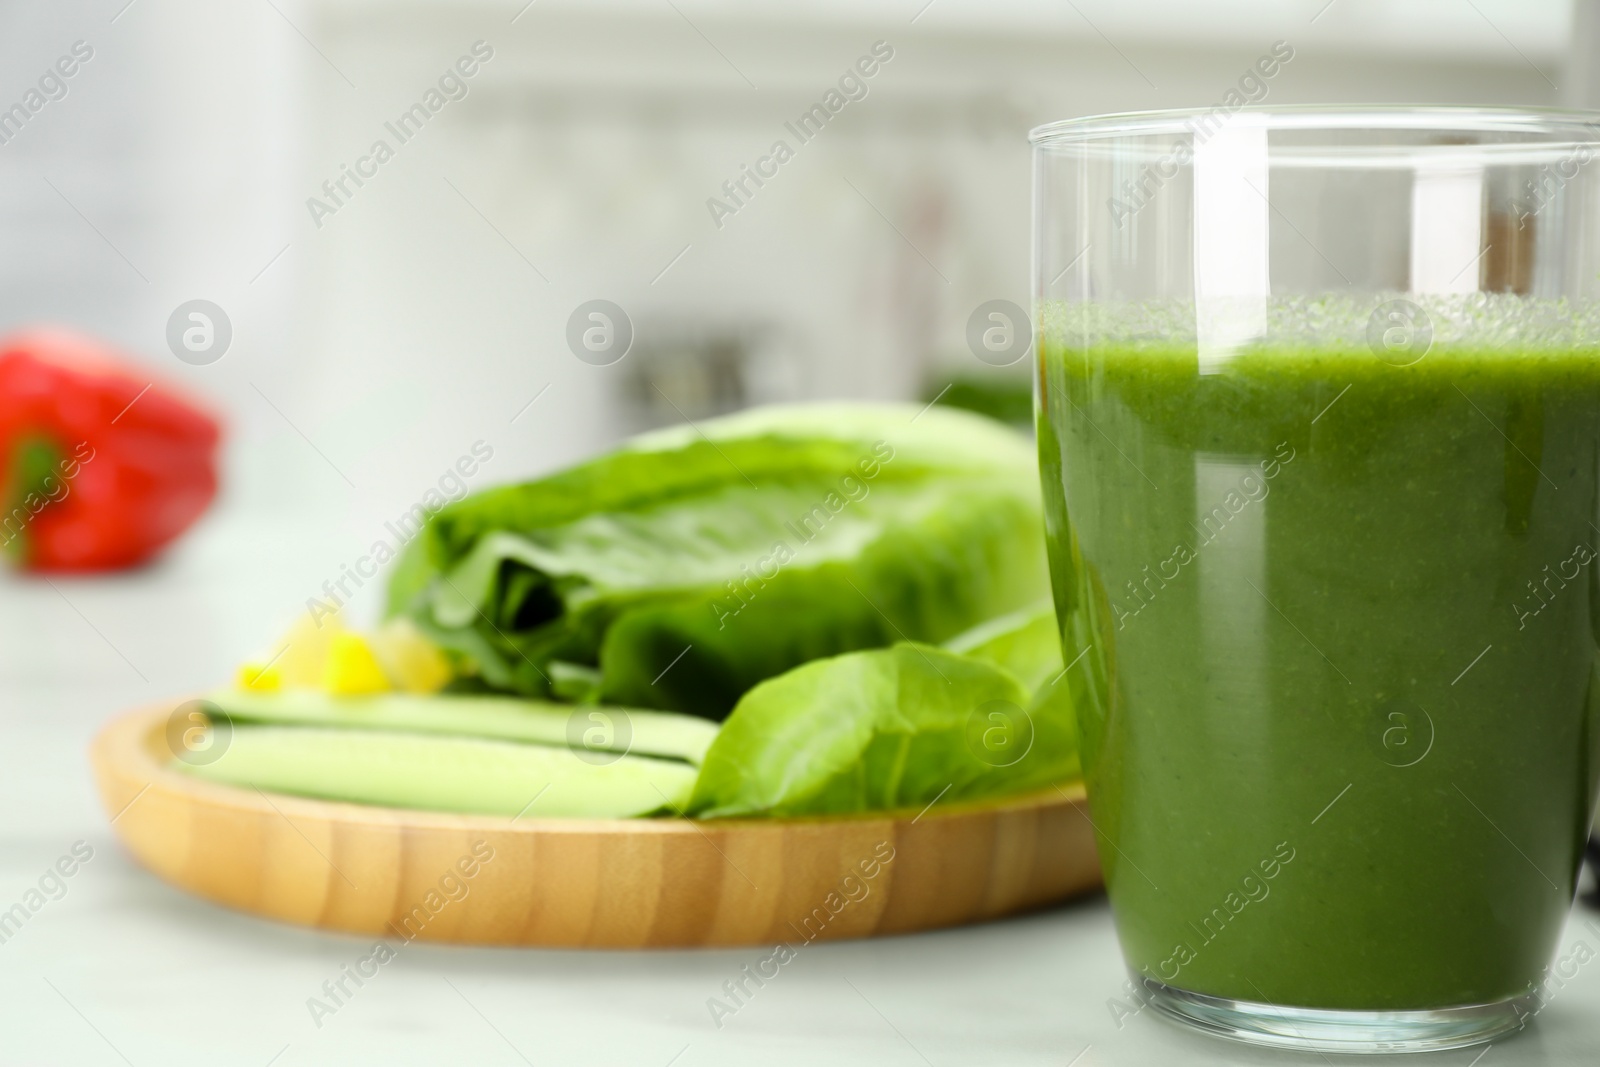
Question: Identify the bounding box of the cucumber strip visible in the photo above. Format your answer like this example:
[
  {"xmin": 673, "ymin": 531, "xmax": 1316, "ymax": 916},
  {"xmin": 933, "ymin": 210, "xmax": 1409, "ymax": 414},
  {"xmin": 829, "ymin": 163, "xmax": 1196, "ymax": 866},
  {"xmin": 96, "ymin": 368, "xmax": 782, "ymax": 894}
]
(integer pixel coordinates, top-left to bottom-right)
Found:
[
  {"xmin": 205, "ymin": 688, "xmax": 720, "ymax": 766},
  {"xmin": 176, "ymin": 726, "xmax": 698, "ymax": 818}
]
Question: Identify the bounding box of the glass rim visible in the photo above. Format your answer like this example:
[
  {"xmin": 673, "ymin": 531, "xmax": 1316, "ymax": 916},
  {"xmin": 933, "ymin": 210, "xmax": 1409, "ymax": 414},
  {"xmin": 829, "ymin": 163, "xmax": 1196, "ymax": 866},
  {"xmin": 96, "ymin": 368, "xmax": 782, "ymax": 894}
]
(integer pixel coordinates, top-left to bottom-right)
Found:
[{"xmin": 1029, "ymin": 104, "xmax": 1600, "ymax": 147}]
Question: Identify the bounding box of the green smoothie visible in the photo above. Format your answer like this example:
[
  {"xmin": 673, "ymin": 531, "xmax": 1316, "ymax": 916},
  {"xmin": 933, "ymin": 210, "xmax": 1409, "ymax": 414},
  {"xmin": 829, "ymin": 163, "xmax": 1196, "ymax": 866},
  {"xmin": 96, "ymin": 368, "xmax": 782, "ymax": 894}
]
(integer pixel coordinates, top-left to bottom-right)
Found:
[{"xmin": 1039, "ymin": 316, "xmax": 1600, "ymax": 1010}]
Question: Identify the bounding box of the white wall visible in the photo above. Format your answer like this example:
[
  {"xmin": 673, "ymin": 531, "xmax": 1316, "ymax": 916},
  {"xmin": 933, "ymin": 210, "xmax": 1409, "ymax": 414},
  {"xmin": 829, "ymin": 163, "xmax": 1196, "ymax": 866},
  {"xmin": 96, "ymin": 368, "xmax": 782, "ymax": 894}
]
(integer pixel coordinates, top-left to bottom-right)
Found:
[
  {"xmin": 0, "ymin": 0, "xmax": 1575, "ymax": 535},
  {"xmin": 281, "ymin": 0, "xmax": 1569, "ymax": 508}
]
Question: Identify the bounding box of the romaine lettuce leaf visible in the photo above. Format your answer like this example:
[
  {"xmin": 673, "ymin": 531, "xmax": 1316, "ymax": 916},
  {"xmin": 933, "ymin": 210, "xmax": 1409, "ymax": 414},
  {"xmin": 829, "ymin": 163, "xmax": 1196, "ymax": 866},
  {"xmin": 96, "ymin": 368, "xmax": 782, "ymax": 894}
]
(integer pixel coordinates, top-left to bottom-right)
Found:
[{"xmin": 388, "ymin": 403, "xmax": 1047, "ymax": 720}]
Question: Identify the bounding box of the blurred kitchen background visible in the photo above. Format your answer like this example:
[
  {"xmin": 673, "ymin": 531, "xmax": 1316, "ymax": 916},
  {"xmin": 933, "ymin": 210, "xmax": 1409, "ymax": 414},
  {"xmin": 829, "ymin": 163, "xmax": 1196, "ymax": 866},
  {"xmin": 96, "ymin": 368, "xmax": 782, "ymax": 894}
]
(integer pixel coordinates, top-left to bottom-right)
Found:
[{"xmin": 0, "ymin": 0, "xmax": 1589, "ymax": 734}]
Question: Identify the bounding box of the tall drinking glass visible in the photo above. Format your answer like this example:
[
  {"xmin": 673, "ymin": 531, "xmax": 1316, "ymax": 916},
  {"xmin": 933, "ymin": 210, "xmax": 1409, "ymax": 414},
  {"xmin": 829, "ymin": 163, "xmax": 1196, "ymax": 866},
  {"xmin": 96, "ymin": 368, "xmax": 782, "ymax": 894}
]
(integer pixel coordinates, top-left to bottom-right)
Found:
[{"xmin": 1033, "ymin": 107, "xmax": 1600, "ymax": 1053}]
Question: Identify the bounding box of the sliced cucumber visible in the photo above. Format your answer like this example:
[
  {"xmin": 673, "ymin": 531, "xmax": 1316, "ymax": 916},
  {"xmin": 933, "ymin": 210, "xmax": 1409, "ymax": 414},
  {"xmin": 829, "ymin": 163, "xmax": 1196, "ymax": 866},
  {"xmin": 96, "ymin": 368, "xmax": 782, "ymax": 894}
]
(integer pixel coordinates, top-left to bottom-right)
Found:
[
  {"xmin": 205, "ymin": 688, "xmax": 719, "ymax": 766},
  {"xmin": 177, "ymin": 726, "xmax": 698, "ymax": 818}
]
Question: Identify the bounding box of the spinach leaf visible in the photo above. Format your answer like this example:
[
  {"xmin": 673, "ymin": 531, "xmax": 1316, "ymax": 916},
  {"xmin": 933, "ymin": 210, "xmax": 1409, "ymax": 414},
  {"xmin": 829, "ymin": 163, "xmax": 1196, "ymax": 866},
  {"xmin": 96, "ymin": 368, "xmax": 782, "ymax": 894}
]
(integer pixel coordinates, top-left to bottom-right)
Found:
[
  {"xmin": 945, "ymin": 601, "xmax": 1081, "ymax": 785},
  {"xmin": 687, "ymin": 643, "xmax": 1078, "ymax": 819},
  {"xmin": 944, "ymin": 600, "xmax": 1062, "ymax": 692}
]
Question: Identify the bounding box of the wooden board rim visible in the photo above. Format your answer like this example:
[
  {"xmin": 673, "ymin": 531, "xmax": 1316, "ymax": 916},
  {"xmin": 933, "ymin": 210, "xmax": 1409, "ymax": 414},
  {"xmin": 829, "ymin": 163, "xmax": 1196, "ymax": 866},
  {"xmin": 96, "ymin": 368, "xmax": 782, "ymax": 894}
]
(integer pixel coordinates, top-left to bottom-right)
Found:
[{"xmin": 91, "ymin": 702, "xmax": 1102, "ymax": 947}]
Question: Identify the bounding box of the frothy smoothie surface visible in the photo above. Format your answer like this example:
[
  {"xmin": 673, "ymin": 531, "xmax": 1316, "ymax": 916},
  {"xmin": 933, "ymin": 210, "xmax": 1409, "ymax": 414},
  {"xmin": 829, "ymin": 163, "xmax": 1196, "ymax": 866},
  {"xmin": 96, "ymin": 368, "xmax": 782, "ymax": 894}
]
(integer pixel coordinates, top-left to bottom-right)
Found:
[{"xmin": 1038, "ymin": 295, "xmax": 1600, "ymax": 1009}]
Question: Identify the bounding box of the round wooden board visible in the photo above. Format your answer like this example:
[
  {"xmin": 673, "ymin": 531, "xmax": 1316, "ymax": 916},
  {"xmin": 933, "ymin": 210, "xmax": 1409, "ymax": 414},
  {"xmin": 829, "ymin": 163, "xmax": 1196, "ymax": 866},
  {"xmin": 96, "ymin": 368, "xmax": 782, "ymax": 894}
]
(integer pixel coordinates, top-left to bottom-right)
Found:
[{"xmin": 90, "ymin": 704, "xmax": 1103, "ymax": 948}]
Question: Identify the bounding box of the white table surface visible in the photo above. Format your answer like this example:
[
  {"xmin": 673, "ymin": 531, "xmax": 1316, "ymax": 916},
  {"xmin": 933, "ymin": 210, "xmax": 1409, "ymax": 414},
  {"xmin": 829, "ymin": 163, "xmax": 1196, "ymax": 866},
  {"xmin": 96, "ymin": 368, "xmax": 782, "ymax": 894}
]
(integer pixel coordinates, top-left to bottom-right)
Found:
[{"xmin": 2, "ymin": 515, "xmax": 1597, "ymax": 1067}]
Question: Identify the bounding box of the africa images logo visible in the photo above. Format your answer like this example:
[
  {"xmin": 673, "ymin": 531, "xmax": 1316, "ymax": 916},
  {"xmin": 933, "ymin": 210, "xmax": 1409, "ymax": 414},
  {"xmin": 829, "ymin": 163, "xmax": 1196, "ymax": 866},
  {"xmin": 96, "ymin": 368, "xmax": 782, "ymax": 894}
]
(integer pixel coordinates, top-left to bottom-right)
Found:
[
  {"xmin": 305, "ymin": 41, "xmax": 495, "ymax": 228},
  {"xmin": 705, "ymin": 41, "xmax": 895, "ymax": 229}
]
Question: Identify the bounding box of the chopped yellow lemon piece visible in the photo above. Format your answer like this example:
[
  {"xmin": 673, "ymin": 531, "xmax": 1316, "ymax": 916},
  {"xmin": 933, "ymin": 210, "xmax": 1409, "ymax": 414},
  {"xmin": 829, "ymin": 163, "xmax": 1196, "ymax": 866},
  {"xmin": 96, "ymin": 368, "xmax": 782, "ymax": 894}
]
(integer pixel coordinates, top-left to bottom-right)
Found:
[
  {"xmin": 369, "ymin": 618, "xmax": 453, "ymax": 694},
  {"xmin": 323, "ymin": 632, "xmax": 391, "ymax": 695},
  {"xmin": 236, "ymin": 661, "xmax": 282, "ymax": 691},
  {"xmin": 275, "ymin": 611, "xmax": 345, "ymax": 688},
  {"xmin": 235, "ymin": 608, "xmax": 455, "ymax": 696}
]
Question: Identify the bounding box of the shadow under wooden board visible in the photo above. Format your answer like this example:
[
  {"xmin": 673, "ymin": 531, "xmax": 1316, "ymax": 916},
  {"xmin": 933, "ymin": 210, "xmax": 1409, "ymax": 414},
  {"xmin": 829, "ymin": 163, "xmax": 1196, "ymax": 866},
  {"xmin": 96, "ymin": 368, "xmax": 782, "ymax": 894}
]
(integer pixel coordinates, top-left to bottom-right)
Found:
[{"xmin": 91, "ymin": 704, "xmax": 1104, "ymax": 948}]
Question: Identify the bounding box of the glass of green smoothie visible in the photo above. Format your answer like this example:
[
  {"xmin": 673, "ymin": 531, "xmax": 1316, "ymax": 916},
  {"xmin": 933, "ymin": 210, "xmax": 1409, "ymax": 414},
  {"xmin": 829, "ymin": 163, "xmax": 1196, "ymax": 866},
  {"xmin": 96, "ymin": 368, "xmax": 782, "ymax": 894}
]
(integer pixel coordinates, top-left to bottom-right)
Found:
[{"xmin": 1033, "ymin": 106, "xmax": 1600, "ymax": 1053}]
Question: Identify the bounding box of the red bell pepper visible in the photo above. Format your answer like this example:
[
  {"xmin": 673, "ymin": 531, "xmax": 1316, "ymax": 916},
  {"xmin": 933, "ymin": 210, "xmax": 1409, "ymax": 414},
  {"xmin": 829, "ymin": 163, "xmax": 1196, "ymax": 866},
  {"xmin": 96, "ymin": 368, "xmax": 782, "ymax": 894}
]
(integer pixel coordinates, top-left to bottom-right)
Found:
[{"xmin": 0, "ymin": 328, "xmax": 221, "ymax": 571}]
